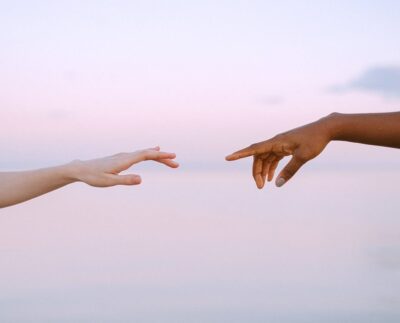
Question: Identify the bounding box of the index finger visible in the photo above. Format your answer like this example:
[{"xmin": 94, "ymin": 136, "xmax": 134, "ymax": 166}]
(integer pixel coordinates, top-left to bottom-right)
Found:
[
  {"xmin": 225, "ymin": 142, "xmax": 271, "ymax": 161},
  {"xmin": 139, "ymin": 150, "xmax": 176, "ymax": 161}
]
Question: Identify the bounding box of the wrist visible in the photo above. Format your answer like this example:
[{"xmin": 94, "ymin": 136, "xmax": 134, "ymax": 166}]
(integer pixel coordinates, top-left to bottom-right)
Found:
[
  {"xmin": 61, "ymin": 160, "xmax": 84, "ymax": 184},
  {"xmin": 318, "ymin": 112, "xmax": 344, "ymax": 141}
]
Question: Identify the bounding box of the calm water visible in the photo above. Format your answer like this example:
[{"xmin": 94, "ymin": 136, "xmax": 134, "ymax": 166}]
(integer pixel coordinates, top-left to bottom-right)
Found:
[{"xmin": 1, "ymin": 169, "xmax": 399, "ymax": 322}]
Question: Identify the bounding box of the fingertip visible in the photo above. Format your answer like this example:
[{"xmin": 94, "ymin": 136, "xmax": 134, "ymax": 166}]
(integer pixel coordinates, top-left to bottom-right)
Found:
[
  {"xmin": 255, "ymin": 180, "xmax": 263, "ymax": 189},
  {"xmin": 275, "ymin": 177, "xmax": 286, "ymax": 187},
  {"xmin": 129, "ymin": 175, "xmax": 142, "ymax": 185},
  {"xmin": 168, "ymin": 161, "xmax": 180, "ymax": 168},
  {"xmin": 225, "ymin": 154, "xmax": 236, "ymax": 161},
  {"xmin": 255, "ymin": 175, "xmax": 264, "ymax": 189}
]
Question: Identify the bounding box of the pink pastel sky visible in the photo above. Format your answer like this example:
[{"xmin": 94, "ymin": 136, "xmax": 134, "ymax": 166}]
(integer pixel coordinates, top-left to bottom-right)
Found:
[
  {"xmin": 1, "ymin": 1, "xmax": 400, "ymax": 322},
  {"xmin": 1, "ymin": 0, "xmax": 399, "ymax": 169}
]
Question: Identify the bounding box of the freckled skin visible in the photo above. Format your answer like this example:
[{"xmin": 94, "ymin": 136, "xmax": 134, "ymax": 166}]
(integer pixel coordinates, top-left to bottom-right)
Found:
[
  {"xmin": 0, "ymin": 147, "xmax": 179, "ymax": 208},
  {"xmin": 226, "ymin": 112, "xmax": 400, "ymax": 188}
]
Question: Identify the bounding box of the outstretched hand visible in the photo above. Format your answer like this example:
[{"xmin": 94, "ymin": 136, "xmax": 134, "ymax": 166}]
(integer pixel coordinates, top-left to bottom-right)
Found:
[
  {"xmin": 0, "ymin": 146, "xmax": 178, "ymax": 208},
  {"xmin": 71, "ymin": 147, "xmax": 179, "ymax": 187},
  {"xmin": 225, "ymin": 118, "xmax": 331, "ymax": 188}
]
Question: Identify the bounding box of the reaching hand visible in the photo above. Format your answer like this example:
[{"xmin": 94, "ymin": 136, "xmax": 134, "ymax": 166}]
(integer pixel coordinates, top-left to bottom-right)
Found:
[
  {"xmin": 225, "ymin": 118, "xmax": 331, "ymax": 188},
  {"xmin": 0, "ymin": 146, "xmax": 179, "ymax": 208},
  {"xmin": 71, "ymin": 146, "xmax": 179, "ymax": 187}
]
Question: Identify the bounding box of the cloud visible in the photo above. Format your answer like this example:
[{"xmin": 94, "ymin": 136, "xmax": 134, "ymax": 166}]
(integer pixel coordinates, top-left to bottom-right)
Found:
[{"xmin": 331, "ymin": 66, "xmax": 400, "ymax": 98}]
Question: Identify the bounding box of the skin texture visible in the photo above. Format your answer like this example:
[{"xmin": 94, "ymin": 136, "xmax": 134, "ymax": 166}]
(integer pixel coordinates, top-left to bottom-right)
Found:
[
  {"xmin": 226, "ymin": 112, "xmax": 400, "ymax": 189},
  {"xmin": 0, "ymin": 147, "xmax": 178, "ymax": 208}
]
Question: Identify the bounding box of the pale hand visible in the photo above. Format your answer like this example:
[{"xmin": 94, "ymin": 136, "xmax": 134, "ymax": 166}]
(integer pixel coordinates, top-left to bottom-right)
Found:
[{"xmin": 71, "ymin": 147, "xmax": 179, "ymax": 187}]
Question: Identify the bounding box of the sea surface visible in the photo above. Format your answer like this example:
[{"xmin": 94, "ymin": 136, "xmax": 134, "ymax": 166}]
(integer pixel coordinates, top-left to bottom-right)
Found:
[{"xmin": 1, "ymin": 168, "xmax": 399, "ymax": 323}]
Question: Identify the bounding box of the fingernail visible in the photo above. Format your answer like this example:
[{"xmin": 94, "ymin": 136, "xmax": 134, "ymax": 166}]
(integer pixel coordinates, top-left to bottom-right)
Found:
[{"xmin": 276, "ymin": 177, "xmax": 286, "ymax": 187}]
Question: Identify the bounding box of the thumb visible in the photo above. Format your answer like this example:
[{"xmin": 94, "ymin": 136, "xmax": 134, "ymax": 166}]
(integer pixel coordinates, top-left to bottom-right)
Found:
[
  {"xmin": 106, "ymin": 174, "xmax": 142, "ymax": 186},
  {"xmin": 275, "ymin": 156, "xmax": 305, "ymax": 187}
]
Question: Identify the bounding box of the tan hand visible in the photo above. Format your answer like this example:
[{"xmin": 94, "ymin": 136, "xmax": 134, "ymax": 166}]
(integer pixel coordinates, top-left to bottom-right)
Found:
[
  {"xmin": 226, "ymin": 120, "xmax": 331, "ymax": 188},
  {"xmin": 72, "ymin": 147, "xmax": 179, "ymax": 187}
]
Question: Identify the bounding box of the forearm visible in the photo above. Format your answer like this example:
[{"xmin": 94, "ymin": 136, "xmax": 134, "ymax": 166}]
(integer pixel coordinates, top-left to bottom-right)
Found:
[
  {"xmin": 324, "ymin": 112, "xmax": 400, "ymax": 148},
  {"xmin": 0, "ymin": 163, "xmax": 77, "ymax": 208}
]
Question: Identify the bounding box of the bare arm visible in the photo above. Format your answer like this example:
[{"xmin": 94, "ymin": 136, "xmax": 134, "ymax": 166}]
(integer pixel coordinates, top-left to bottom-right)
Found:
[
  {"xmin": 329, "ymin": 112, "xmax": 400, "ymax": 148},
  {"xmin": 226, "ymin": 112, "xmax": 400, "ymax": 188},
  {"xmin": 0, "ymin": 147, "xmax": 178, "ymax": 208}
]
